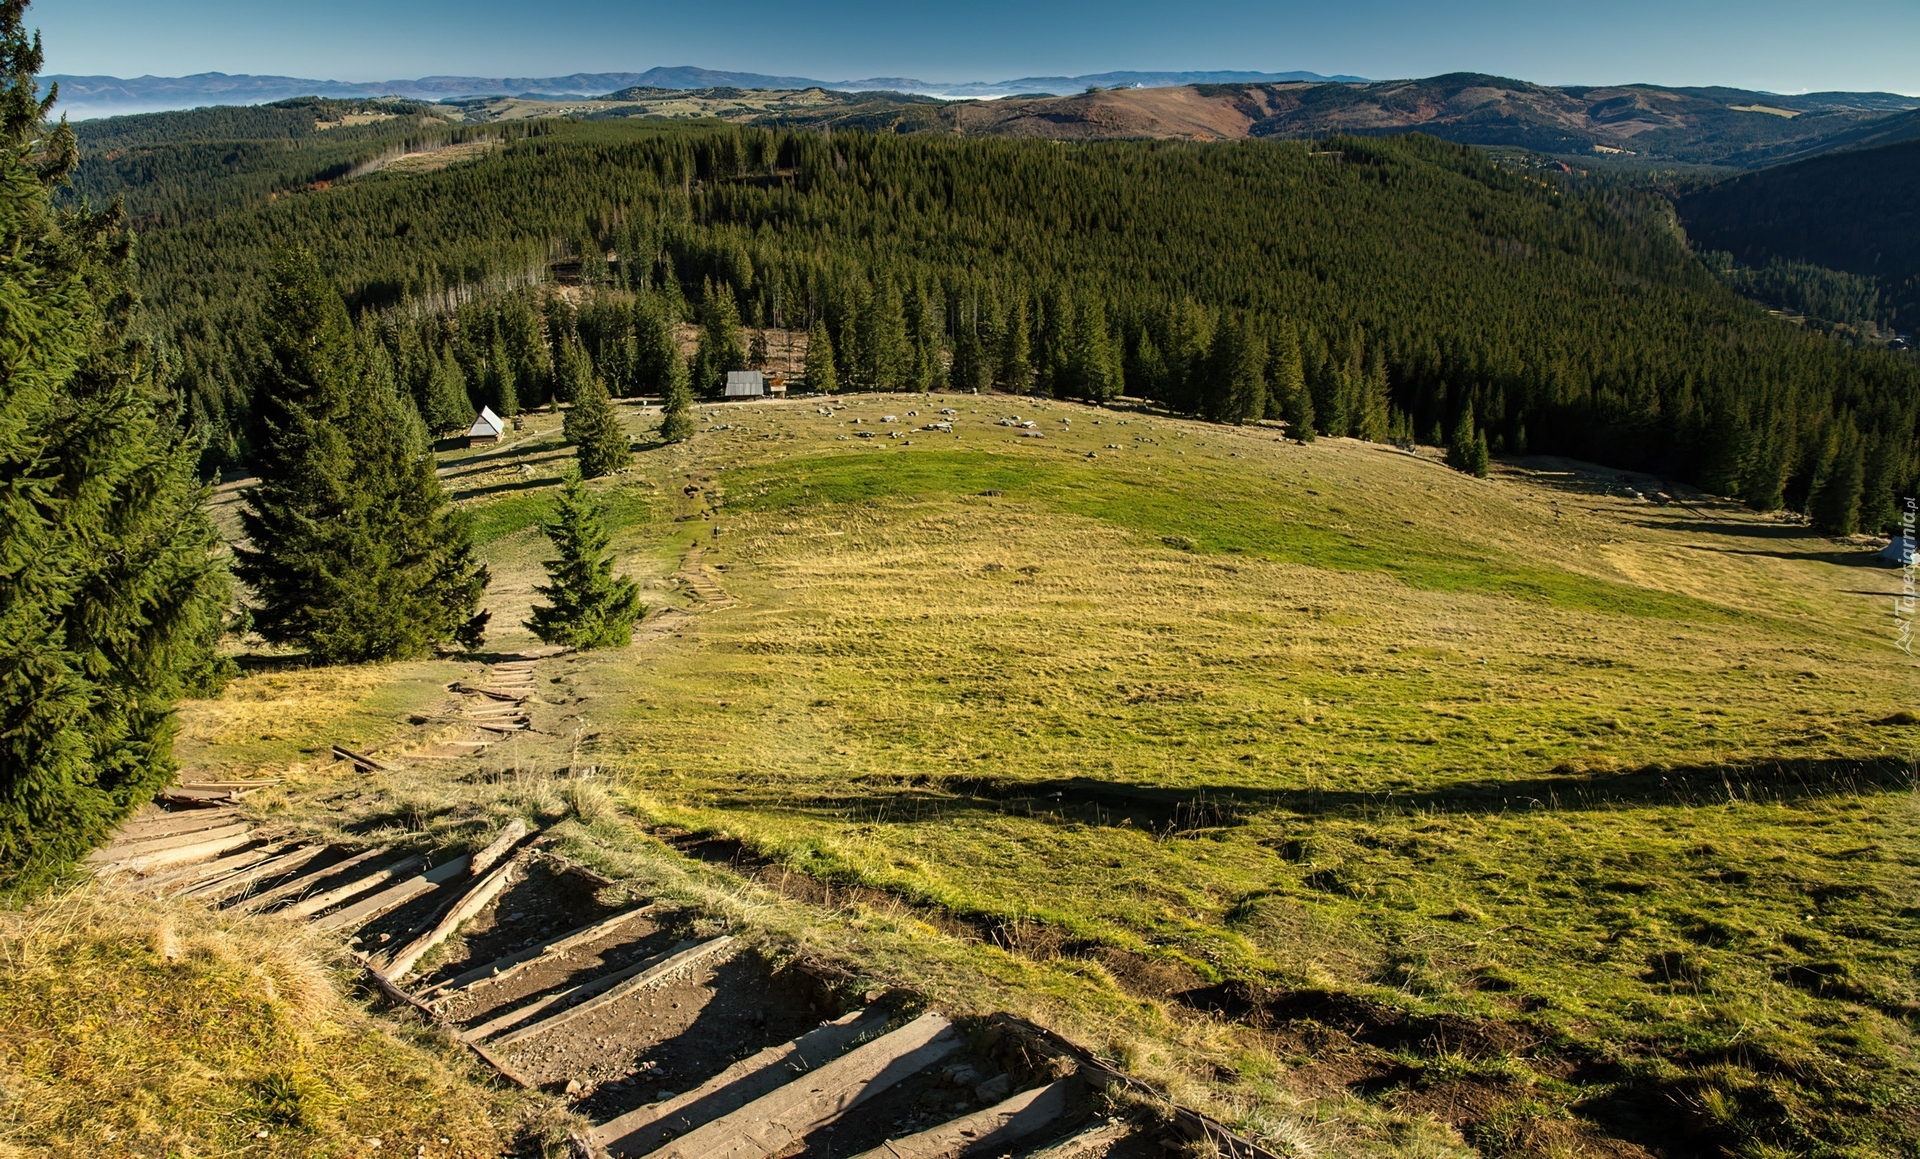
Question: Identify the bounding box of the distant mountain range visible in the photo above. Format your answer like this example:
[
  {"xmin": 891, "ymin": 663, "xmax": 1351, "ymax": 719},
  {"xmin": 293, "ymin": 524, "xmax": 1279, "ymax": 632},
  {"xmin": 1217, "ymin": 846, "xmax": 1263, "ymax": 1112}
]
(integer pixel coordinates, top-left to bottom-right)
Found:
[{"xmin": 37, "ymin": 67, "xmax": 1368, "ymax": 119}]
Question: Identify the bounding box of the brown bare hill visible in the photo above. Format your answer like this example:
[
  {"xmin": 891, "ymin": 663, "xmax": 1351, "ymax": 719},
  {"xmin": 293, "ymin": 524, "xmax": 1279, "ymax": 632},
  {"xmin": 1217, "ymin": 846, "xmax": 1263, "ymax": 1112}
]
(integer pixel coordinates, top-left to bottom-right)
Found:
[
  {"xmin": 947, "ymin": 74, "xmax": 1920, "ymax": 167},
  {"xmin": 948, "ymin": 85, "xmax": 1257, "ymax": 140}
]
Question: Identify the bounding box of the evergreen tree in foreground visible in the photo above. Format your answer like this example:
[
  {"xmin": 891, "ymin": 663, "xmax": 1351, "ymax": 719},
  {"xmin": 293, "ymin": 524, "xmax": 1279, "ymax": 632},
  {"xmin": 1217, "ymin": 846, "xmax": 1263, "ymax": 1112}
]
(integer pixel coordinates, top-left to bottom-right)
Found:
[
  {"xmin": 235, "ymin": 248, "xmax": 488, "ymax": 663},
  {"xmin": 566, "ymin": 371, "xmax": 630, "ymax": 478},
  {"xmin": 0, "ymin": 0, "xmax": 233, "ymax": 894},
  {"xmin": 525, "ymin": 472, "xmax": 644, "ymax": 650}
]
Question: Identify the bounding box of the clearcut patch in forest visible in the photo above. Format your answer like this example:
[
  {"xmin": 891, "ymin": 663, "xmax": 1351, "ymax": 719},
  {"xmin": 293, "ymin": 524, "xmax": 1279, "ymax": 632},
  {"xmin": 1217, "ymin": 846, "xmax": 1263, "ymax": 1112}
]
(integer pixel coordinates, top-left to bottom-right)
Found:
[{"xmin": 176, "ymin": 392, "xmax": 1918, "ymax": 1157}]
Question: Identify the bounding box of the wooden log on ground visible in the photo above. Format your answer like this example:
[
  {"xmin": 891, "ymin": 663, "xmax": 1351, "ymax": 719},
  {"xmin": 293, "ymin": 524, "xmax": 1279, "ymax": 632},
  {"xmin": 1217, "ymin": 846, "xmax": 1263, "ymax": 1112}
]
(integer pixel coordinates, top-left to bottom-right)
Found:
[
  {"xmin": 459, "ymin": 938, "xmax": 696, "ymax": 1044},
  {"xmin": 331, "ymin": 744, "xmax": 393, "ymax": 772},
  {"xmin": 468, "ymin": 819, "xmax": 531, "ymax": 878},
  {"xmin": 451, "ymin": 683, "xmax": 529, "ymax": 702},
  {"xmin": 591, "ymin": 1008, "xmax": 888, "ymax": 1157},
  {"xmin": 312, "ymin": 853, "xmax": 472, "ymax": 933},
  {"xmin": 229, "ymin": 845, "xmax": 388, "ymax": 914},
  {"xmin": 181, "ymin": 843, "xmax": 327, "ymax": 900},
  {"xmin": 422, "ymin": 903, "xmax": 661, "ymax": 999},
  {"xmin": 538, "ymin": 850, "xmax": 616, "ymax": 886},
  {"xmin": 491, "ymin": 936, "xmax": 736, "ymax": 1049},
  {"xmin": 94, "ymin": 829, "xmax": 256, "ymax": 875},
  {"xmin": 381, "ymin": 852, "xmax": 524, "ymax": 981},
  {"xmin": 130, "ymin": 843, "xmax": 278, "ymax": 896},
  {"xmin": 111, "ymin": 807, "xmax": 241, "ymax": 841},
  {"xmin": 844, "ymin": 1079, "xmax": 1070, "ymax": 1159},
  {"xmin": 1018, "ymin": 1121, "xmax": 1136, "ymax": 1158},
  {"xmin": 644, "ymin": 1011, "xmax": 959, "ymax": 1159},
  {"xmin": 350, "ymin": 952, "xmax": 535, "ymax": 1088},
  {"xmin": 88, "ymin": 821, "xmax": 253, "ymax": 863},
  {"xmin": 284, "ymin": 853, "xmax": 426, "ymax": 918},
  {"xmin": 158, "ymin": 786, "xmax": 251, "ymax": 806}
]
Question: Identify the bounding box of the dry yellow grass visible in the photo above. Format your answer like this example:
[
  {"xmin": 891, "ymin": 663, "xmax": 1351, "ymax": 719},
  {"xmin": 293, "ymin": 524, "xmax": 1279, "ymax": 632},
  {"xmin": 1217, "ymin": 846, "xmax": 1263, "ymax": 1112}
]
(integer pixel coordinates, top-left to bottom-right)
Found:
[{"xmin": 0, "ymin": 887, "xmax": 558, "ymax": 1158}]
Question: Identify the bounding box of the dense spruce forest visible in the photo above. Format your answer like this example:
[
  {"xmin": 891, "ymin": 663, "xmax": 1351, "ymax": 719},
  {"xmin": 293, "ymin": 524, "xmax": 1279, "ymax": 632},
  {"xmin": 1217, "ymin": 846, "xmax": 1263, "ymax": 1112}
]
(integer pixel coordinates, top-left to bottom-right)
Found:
[
  {"xmin": 63, "ymin": 97, "xmax": 523, "ymax": 227},
  {"xmin": 1679, "ymin": 135, "xmax": 1920, "ymax": 332},
  {"xmin": 110, "ymin": 119, "xmax": 1920, "ymax": 535}
]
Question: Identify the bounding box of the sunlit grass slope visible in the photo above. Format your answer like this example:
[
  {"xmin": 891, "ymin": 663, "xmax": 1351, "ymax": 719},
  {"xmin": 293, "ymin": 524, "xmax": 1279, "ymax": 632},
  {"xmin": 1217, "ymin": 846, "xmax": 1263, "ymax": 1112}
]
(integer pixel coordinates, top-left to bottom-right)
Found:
[
  {"xmin": 548, "ymin": 394, "xmax": 1915, "ymax": 1156},
  {"xmin": 169, "ymin": 392, "xmax": 1917, "ymax": 1156}
]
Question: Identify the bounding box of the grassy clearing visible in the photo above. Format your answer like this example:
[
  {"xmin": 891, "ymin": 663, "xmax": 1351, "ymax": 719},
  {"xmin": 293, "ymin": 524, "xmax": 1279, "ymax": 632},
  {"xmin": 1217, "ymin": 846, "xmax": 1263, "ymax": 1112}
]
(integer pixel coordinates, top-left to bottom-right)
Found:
[
  {"xmin": 151, "ymin": 393, "xmax": 1920, "ymax": 1155},
  {"xmin": 0, "ymin": 888, "xmax": 557, "ymax": 1158}
]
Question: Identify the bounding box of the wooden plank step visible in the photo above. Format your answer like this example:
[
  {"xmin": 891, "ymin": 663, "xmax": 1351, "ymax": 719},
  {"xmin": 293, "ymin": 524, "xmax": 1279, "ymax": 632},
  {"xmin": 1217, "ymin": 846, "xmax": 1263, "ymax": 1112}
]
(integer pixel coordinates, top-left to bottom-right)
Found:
[
  {"xmin": 423, "ymin": 904, "xmax": 661, "ymax": 999},
  {"xmin": 157, "ymin": 786, "xmax": 256, "ymax": 805},
  {"xmin": 474, "ymin": 722, "xmax": 528, "ymax": 734},
  {"xmin": 229, "ymin": 845, "xmax": 389, "ymax": 914},
  {"xmin": 143, "ymin": 845, "xmax": 283, "ymax": 897},
  {"xmin": 129, "ymin": 843, "xmax": 278, "ymax": 896},
  {"xmin": 332, "ymin": 744, "xmax": 395, "ymax": 772},
  {"xmin": 492, "ymin": 936, "xmax": 735, "ymax": 1049},
  {"xmin": 177, "ymin": 779, "xmax": 282, "ymax": 790},
  {"xmin": 89, "ymin": 821, "xmax": 252, "ymax": 862},
  {"xmin": 94, "ymin": 829, "xmax": 256, "ymax": 874},
  {"xmin": 380, "ymin": 853, "xmax": 523, "ymax": 981},
  {"xmin": 112, "ymin": 807, "xmax": 241, "ymax": 840},
  {"xmin": 313, "ymin": 853, "xmax": 472, "ymax": 933},
  {"xmin": 285, "ymin": 853, "xmax": 427, "ymax": 918},
  {"xmin": 592, "ymin": 1008, "xmax": 888, "ymax": 1157},
  {"xmin": 452, "ymin": 683, "xmax": 529, "ymax": 701},
  {"xmin": 181, "ymin": 843, "xmax": 328, "ymax": 900},
  {"xmin": 642, "ymin": 1011, "xmax": 960, "ymax": 1159},
  {"xmin": 468, "ymin": 819, "xmax": 531, "ymax": 878},
  {"xmin": 1019, "ymin": 1121, "xmax": 1136, "ymax": 1158},
  {"xmin": 460, "ymin": 939, "xmax": 696, "ymax": 1044},
  {"xmin": 845, "ymin": 1080, "xmax": 1070, "ymax": 1159}
]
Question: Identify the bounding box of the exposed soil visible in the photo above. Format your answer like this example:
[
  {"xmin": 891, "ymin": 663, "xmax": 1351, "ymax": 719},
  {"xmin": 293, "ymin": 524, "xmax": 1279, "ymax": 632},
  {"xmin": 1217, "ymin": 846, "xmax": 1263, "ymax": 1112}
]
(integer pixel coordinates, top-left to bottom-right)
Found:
[{"xmin": 507, "ymin": 949, "xmax": 839, "ymax": 1120}]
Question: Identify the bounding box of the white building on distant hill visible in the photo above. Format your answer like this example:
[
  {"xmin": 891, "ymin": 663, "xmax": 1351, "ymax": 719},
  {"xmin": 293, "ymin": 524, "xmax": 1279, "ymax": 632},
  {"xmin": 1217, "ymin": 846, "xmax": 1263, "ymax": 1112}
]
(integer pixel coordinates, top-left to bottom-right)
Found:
[{"xmin": 724, "ymin": 370, "xmax": 765, "ymax": 398}]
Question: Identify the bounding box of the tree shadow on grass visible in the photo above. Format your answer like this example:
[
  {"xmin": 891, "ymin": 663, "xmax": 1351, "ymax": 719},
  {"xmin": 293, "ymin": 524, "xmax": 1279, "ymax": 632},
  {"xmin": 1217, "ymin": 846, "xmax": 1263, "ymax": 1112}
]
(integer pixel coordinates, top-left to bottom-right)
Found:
[
  {"xmin": 706, "ymin": 756, "xmax": 1917, "ymax": 833},
  {"xmin": 1684, "ymin": 543, "xmax": 1887, "ymax": 567}
]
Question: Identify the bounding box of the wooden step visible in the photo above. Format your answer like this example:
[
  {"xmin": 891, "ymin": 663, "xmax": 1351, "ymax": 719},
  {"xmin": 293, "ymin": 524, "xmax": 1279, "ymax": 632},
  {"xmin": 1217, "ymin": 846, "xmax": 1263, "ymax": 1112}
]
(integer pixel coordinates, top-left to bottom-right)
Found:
[
  {"xmin": 461, "ymin": 939, "xmax": 697, "ymax": 1044},
  {"xmin": 641, "ymin": 1010, "xmax": 960, "ymax": 1159},
  {"xmin": 284, "ymin": 854, "xmax": 427, "ymax": 919},
  {"xmin": 181, "ymin": 843, "xmax": 328, "ymax": 900},
  {"xmin": 1019, "ymin": 1121, "xmax": 1136, "ymax": 1158},
  {"xmin": 228, "ymin": 845, "xmax": 391, "ymax": 914},
  {"xmin": 94, "ymin": 828, "xmax": 255, "ymax": 874},
  {"xmin": 112, "ymin": 808, "xmax": 241, "ymax": 841},
  {"xmin": 592, "ymin": 1008, "xmax": 888, "ymax": 1158},
  {"xmin": 142, "ymin": 844, "xmax": 282, "ymax": 897},
  {"xmin": 492, "ymin": 936, "xmax": 735, "ymax": 1049},
  {"xmin": 845, "ymin": 1079, "xmax": 1070, "ymax": 1159},
  {"xmin": 89, "ymin": 821, "xmax": 252, "ymax": 862},
  {"xmin": 312, "ymin": 853, "xmax": 472, "ymax": 933},
  {"xmin": 379, "ymin": 853, "xmax": 523, "ymax": 981},
  {"xmin": 423, "ymin": 904, "xmax": 661, "ymax": 998}
]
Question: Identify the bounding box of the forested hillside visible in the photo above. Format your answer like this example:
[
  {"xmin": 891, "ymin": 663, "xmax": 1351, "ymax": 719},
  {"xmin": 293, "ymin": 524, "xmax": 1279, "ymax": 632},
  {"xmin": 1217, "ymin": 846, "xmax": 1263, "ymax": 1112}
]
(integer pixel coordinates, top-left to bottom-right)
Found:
[
  {"xmin": 115, "ymin": 121, "xmax": 1920, "ymax": 534},
  {"xmin": 61, "ymin": 97, "xmax": 523, "ymax": 227},
  {"xmin": 1678, "ymin": 136, "xmax": 1920, "ymax": 332}
]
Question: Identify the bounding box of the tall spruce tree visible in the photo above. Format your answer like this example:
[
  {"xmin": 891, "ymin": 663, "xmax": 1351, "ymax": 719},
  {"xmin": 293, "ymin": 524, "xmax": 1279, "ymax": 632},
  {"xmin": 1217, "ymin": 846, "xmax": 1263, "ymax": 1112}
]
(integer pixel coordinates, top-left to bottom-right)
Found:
[
  {"xmin": 805, "ymin": 319, "xmax": 839, "ymax": 394},
  {"xmin": 424, "ymin": 347, "xmax": 473, "ymax": 433},
  {"xmin": 1, "ymin": 0, "xmax": 233, "ymax": 893},
  {"xmin": 235, "ymin": 248, "xmax": 488, "ymax": 663},
  {"xmin": 658, "ymin": 357, "xmax": 695, "ymax": 443},
  {"xmin": 525, "ymin": 471, "xmax": 644, "ymax": 650},
  {"xmin": 1273, "ymin": 322, "xmax": 1315, "ymax": 440},
  {"xmin": 567, "ymin": 372, "xmax": 630, "ymax": 478}
]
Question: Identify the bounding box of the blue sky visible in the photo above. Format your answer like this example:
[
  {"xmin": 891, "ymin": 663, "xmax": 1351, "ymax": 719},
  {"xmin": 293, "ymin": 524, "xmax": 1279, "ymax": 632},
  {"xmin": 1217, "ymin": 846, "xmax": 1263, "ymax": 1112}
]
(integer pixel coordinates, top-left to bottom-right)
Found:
[{"xmin": 33, "ymin": 0, "xmax": 1920, "ymax": 94}]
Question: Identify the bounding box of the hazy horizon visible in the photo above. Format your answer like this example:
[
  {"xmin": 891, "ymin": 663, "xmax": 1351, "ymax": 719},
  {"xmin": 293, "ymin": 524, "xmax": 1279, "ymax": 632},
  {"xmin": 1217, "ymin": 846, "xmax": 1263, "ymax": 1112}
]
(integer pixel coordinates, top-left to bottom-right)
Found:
[{"xmin": 33, "ymin": 0, "xmax": 1920, "ymax": 98}]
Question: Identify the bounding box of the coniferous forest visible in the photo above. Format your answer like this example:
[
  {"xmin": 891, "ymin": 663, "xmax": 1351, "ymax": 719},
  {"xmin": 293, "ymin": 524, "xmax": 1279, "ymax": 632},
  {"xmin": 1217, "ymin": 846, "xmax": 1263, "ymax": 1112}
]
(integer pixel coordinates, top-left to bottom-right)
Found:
[{"xmin": 102, "ymin": 121, "xmax": 1919, "ymax": 536}]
